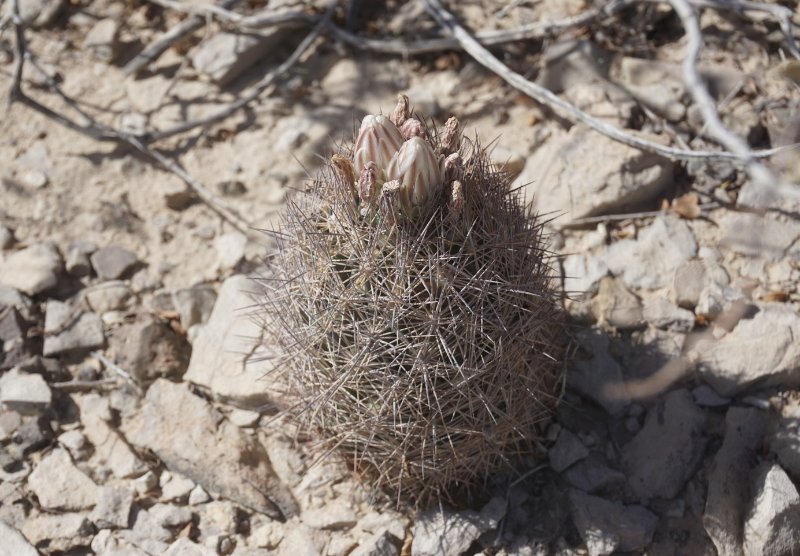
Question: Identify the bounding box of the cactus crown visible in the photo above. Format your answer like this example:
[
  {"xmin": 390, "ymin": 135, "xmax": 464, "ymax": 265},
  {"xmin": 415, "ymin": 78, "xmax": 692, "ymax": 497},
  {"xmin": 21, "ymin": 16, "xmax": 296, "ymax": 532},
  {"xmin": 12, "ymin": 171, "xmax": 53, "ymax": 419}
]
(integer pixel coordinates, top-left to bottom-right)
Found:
[{"xmin": 262, "ymin": 95, "xmax": 567, "ymax": 508}]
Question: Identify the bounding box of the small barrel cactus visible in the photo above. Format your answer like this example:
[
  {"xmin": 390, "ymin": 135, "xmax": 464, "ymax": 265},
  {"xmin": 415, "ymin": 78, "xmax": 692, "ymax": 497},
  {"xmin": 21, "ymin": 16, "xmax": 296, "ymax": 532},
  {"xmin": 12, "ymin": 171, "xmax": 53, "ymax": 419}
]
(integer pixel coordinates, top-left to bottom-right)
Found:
[{"xmin": 261, "ymin": 95, "xmax": 567, "ymax": 507}]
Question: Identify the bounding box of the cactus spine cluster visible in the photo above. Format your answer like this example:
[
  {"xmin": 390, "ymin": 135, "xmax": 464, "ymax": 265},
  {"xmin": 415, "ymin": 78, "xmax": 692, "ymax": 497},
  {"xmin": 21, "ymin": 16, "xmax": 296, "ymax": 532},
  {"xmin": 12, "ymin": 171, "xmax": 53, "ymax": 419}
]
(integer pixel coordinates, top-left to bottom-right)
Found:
[{"xmin": 262, "ymin": 95, "xmax": 567, "ymax": 507}]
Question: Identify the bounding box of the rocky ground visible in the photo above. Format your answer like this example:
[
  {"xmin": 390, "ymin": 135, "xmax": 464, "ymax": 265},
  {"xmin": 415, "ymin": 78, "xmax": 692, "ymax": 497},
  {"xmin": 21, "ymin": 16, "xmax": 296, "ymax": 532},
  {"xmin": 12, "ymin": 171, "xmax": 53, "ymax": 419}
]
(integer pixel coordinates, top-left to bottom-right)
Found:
[{"xmin": 1, "ymin": 0, "xmax": 800, "ymax": 554}]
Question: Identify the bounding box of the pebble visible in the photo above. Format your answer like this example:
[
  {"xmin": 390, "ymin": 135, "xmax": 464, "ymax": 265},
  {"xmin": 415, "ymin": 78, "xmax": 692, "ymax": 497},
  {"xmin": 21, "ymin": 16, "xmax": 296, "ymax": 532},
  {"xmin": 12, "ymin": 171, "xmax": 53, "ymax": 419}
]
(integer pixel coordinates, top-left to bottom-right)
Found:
[
  {"xmin": 91, "ymin": 245, "xmax": 140, "ymax": 280},
  {"xmin": 568, "ymin": 489, "xmax": 658, "ymax": 555},
  {"xmin": 302, "ymin": 499, "xmax": 358, "ymax": 531},
  {"xmin": 0, "ymin": 520, "xmax": 38, "ymax": 556},
  {"xmin": 184, "ymin": 275, "xmax": 275, "ymax": 408},
  {"xmin": 743, "ymin": 463, "xmax": 800, "ymax": 556},
  {"xmin": 412, "ymin": 497, "xmax": 506, "ymax": 556},
  {"xmin": 704, "ymin": 407, "xmax": 767, "ymax": 556},
  {"xmin": 548, "ymin": 428, "xmax": 590, "ymax": 473},
  {"xmin": 165, "ymin": 537, "xmax": 218, "ymax": 556},
  {"xmin": 693, "ymin": 304, "xmax": 800, "ymax": 397},
  {"xmin": 134, "ymin": 470, "xmax": 159, "ymax": 495},
  {"xmin": 189, "ymin": 484, "xmax": 211, "ymax": 505},
  {"xmin": 0, "ymin": 242, "xmax": 63, "ymax": 295},
  {"xmin": 197, "ymin": 500, "xmax": 238, "ymax": 540},
  {"xmin": 229, "ymin": 408, "xmax": 260, "ymax": 428},
  {"xmin": 161, "ymin": 472, "xmax": 196, "ymax": 501},
  {"xmin": 91, "ymin": 486, "xmax": 134, "ymax": 529},
  {"xmin": 84, "ymin": 280, "xmax": 134, "ymax": 313},
  {"xmin": 562, "ymin": 253, "xmax": 608, "ymax": 298},
  {"xmin": 121, "ymin": 379, "xmax": 297, "ymax": 519},
  {"xmin": 64, "ymin": 240, "xmax": 96, "ymax": 277},
  {"xmin": 516, "ymin": 126, "xmax": 674, "ymax": 222},
  {"xmin": 215, "ymin": 232, "xmax": 247, "ymax": 271},
  {"xmin": 109, "ymin": 313, "xmax": 191, "ymax": 384},
  {"xmin": 672, "ymin": 259, "xmax": 706, "ymax": 309},
  {"xmin": 691, "ymin": 385, "xmax": 730, "ymax": 408},
  {"xmin": 720, "ymin": 212, "xmax": 800, "ymax": 262},
  {"xmin": 642, "ymin": 296, "xmax": 695, "ymax": 332},
  {"xmin": 58, "ymin": 428, "xmax": 90, "ymax": 460},
  {"xmin": 42, "ymin": 300, "xmax": 105, "ymax": 356},
  {"xmin": 606, "ymin": 216, "xmax": 698, "ymax": 290},
  {"xmin": 0, "ymin": 410, "xmax": 22, "ymax": 442},
  {"xmin": 569, "ymin": 329, "xmax": 630, "ymax": 415},
  {"xmin": 622, "ymin": 389, "xmax": 707, "ymax": 501},
  {"xmin": 161, "ymin": 179, "xmax": 194, "ymax": 210},
  {"xmin": 11, "ymin": 0, "xmax": 64, "ymax": 27},
  {"xmin": 562, "ymin": 453, "xmax": 627, "ymax": 494},
  {"xmin": 590, "ymin": 277, "xmax": 643, "ymax": 329},
  {"xmin": 0, "ymin": 225, "xmax": 14, "ymax": 249},
  {"xmin": 21, "ymin": 512, "xmax": 94, "ymax": 552},
  {"xmin": 20, "ymin": 168, "xmax": 49, "ymax": 189},
  {"xmin": 27, "ymin": 448, "xmax": 100, "ymax": 510},
  {"xmin": 351, "ymin": 531, "xmax": 398, "ymax": 556},
  {"xmin": 0, "ymin": 369, "xmax": 51, "ymax": 414},
  {"xmin": 173, "ymin": 285, "xmax": 218, "ymax": 329},
  {"xmin": 80, "ymin": 395, "xmax": 147, "ymax": 479},
  {"xmin": 85, "ymin": 18, "xmax": 122, "ymax": 62}
]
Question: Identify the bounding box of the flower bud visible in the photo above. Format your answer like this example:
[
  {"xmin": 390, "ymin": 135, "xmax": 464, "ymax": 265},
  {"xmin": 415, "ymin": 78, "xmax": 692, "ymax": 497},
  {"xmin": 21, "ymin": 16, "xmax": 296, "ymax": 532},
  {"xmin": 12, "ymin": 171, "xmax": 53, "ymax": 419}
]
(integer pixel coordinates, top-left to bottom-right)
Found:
[
  {"xmin": 438, "ymin": 116, "xmax": 460, "ymax": 155},
  {"xmin": 353, "ymin": 114, "xmax": 404, "ymax": 176},
  {"xmin": 385, "ymin": 136, "xmax": 443, "ymax": 213},
  {"xmin": 399, "ymin": 118, "xmax": 427, "ymax": 141},
  {"xmin": 391, "ymin": 94, "xmax": 410, "ymax": 127},
  {"xmin": 358, "ymin": 161, "xmax": 379, "ymax": 204}
]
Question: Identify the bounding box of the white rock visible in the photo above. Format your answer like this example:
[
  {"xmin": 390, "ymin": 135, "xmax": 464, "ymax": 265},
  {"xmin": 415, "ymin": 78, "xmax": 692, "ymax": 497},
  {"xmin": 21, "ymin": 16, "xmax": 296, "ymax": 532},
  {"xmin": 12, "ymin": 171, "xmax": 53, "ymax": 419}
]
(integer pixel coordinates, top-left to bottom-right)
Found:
[
  {"xmin": 165, "ymin": 537, "xmax": 218, "ymax": 556},
  {"xmin": 90, "ymin": 486, "xmax": 134, "ymax": 529},
  {"xmin": 173, "ymin": 285, "xmax": 217, "ymax": 329},
  {"xmin": 161, "ymin": 472, "xmax": 196, "ymax": 501},
  {"xmin": 302, "ymin": 499, "xmax": 357, "ymax": 531},
  {"xmin": 562, "ymin": 254, "xmax": 608, "ymax": 297},
  {"xmin": 28, "ymin": 448, "xmax": 100, "ymax": 510},
  {"xmin": 517, "ymin": 126, "xmax": 674, "ymax": 222},
  {"xmin": 568, "ymin": 490, "xmax": 658, "ymax": 555},
  {"xmin": 743, "ymin": 464, "xmax": 800, "ymax": 556},
  {"xmin": 184, "ymin": 275, "xmax": 276, "ymax": 408},
  {"xmin": 693, "ymin": 304, "xmax": 800, "ymax": 397},
  {"xmin": 0, "ymin": 520, "xmax": 38, "ymax": 556},
  {"xmin": 229, "ymin": 408, "xmax": 260, "ymax": 427},
  {"xmin": 21, "ymin": 512, "xmax": 94, "ymax": 552},
  {"xmin": 672, "ymin": 259, "xmax": 707, "ymax": 309},
  {"xmin": 215, "ymin": 233, "xmax": 247, "ymax": 271},
  {"xmin": 350, "ymin": 530, "xmax": 398, "ymax": 556},
  {"xmin": 58, "ymin": 428, "xmax": 90, "ymax": 460},
  {"xmin": 85, "ymin": 18, "xmax": 121, "ymax": 62},
  {"xmin": 0, "ymin": 369, "xmax": 51, "ymax": 413},
  {"xmin": 80, "ymin": 397, "xmax": 147, "ymax": 479},
  {"xmin": 0, "ymin": 242, "xmax": 62, "ymax": 295},
  {"xmin": 189, "ymin": 484, "xmax": 211, "ymax": 505},
  {"xmin": 606, "ymin": 216, "xmax": 697, "ymax": 290},
  {"xmin": 84, "ymin": 280, "xmax": 134, "ymax": 313},
  {"xmin": 412, "ymin": 497, "xmax": 505, "ymax": 556},
  {"xmin": 642, "ymin": 296, "xmax": 695, "ymax": 332},
  {"xmin": 720, "ymin": 212, "xmax": 800, "ymax": 261},
  {"xmin": 43, "ymin": 300, "xmax": 104, "ymax": 356},
  {"xmin": 590, "ymin": 277, "xmax": 643, "ymax": 329}
]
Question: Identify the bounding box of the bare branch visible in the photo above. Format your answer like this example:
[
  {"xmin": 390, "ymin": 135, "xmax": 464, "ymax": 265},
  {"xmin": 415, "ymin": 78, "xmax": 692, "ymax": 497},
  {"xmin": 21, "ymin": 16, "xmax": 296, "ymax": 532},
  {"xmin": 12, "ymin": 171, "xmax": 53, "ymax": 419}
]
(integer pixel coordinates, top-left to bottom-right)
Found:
[{"xmin": 422, "ymin": 0, "xmax": 791, "ymax": 163}]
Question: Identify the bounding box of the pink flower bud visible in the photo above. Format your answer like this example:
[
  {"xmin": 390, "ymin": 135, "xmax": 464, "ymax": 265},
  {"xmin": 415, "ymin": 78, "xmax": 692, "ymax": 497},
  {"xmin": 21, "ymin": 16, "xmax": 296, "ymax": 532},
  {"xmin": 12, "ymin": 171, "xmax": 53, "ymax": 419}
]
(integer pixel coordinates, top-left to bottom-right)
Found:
[
  {"xmin": 399, "ymin": 118, "xmax": 427, "ymax": 140},
  {"xmin": 385, "ymin": 136, "xmax": 443, "ymax": 213},
  {"xmin": 353, "ymin": 114, "xmax": 404, "ymax": 176}
]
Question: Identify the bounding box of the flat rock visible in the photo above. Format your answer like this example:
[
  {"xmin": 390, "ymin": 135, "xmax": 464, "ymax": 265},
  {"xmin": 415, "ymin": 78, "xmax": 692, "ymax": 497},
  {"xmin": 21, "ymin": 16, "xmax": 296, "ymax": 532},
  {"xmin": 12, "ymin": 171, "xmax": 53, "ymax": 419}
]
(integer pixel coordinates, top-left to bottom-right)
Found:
[
  {"xmin": 91, "ymin": 245, "xmax": 140, "ymax": 280},
  {"xmin": 693, "ymin": 304, "xmax": 800, "ymax": 397},
  {"xmin": 0, "ymin": 369, "xmax": 51, "ymax": 414},
  {"xmin": 517, "ymin": 125, "xmax": 674, "ymax": 222},
  {"xmin": 562, "ymin": 253, "xmax": 608, "ymax": 297},
  {"xmin": 42, "ymin": 300, "xmax": 104, "ymax": 356},
  {"xmin": 122, "ymin": 379, "xmax": 297, "ymax": 519},
  {"xmin": 672, "ymin": 259, "xmax": 707, "ymax": 310},
  {"xmin": 743, "ymin": 464, "xmax": 800, "ymax": 556},
  {"xmin": 568, "ymin": 489, "xmax": 658, "ymax": 555},
  {"xmin": 83, "ymin": 406, "xmax": 147, "ymax": 479},
  {"xmin": 84, "ymin": 280, "xmax": 134, "ymax": 313},
  {"xmin": 642, "ymin": 296, "xmax": 695, "ymax": 332},
  {"xmin": 606, "ymin": 216, "xmax": 697, "ymax": 290},
  {"xmin": 21, "ymin": 511, "xmax": 94, "ymax": 552},
  {"xmin": 704, "ymin": 407, "xmax": 767, "ymax": 556},
  {"xmin": 0, "ymin": 242, "xmax": 63, "ymax": 295},
  {"xmin": 562, "ymin": 453, "xmax": 626, "ymax": 494},
  {"xmin": 161, "ymin": 471, "xmax": 196, "ymax": 501},
  {"xmin": 549, "ymin": 428, "xmax": 589, "ymax": 472},
  {"xmin": 412, "ymin": 497, "xmax": 505, "ymax": 556},
  {"xmin": 771, "ymin": 401, "xmax": 800, "ymax": 481},
  {"xmin": 173, "ymin": 285, "xmax": 217, "ymax": 329},
  {"xmin": 85, "ymin": 18, "xmax": 121, "ymax": 62},
  {"xmin": 28, "ymin": 448, "xmax": 100, "ymax": 510},
  {"xmin": 720, "ymin": 212, "xmax": 800, "ymax": 262},
  {"xmin": 302, "ymin": 499, "xmax": 357, "ymax": 531},
  {"xmin": 622, "ymin": 389, "xmax": 707, "ymax": 501},
  {"xmin": 109, "ymin": 313, "xmax": 190, "ymax": 384},
  {"xmin": 590, "ymin": 277, "xmax": 643, "ymax": 329},
  {"xmin": 90, "ymin": 486, "xmax": 134, "ymax": 529},
  {"xmin": 184, "ymin": 275, "xmax": 276, "ymax": 408},
  {"xmin": 192, "ymin": 27, "xmax": 301, "ymax": 87},
  {"xmin": 0, "ymin": 520, "xmax": 38, "ymax": 556},
  {"xmin": 569, "ymin": 329, "xmax": 630, "ymax": 415}
]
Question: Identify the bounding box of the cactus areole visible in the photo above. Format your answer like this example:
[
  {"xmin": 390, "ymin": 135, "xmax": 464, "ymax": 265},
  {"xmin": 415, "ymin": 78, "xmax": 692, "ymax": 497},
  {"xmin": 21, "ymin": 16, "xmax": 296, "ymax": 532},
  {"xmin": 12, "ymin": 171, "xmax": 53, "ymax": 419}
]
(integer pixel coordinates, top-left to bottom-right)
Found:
[{"xmin": 261, "ymin": 95, "xmax": 567, "ymax": 508}]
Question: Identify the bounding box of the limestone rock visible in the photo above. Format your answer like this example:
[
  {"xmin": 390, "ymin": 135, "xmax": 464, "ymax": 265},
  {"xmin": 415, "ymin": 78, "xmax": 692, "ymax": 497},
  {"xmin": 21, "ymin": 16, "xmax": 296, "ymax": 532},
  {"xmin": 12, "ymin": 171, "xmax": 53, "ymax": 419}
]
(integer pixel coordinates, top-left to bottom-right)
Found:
[
  {"xmin": 0, "ymin": 369, "xmax": 51, "ymax": 414},
  {"xmin": 412, "ymin": 497, "xmax": 505, "ymax": 556},
  {"xmin": 27, "ymin": 448, "xmax": 100, "ymax": 510},
  {"xmin": 743, "ymin": 464, "xmax": 800, "ymax": 556},
  {"xmin": 122, "ymin": 379, "xmax": 297, "ymax": 519},
  {"xmin": 568, "ymin": 490, "xmax": 658, "ymax": 555},
  {"xmin": 517, "ymin": 126, "xmax": 674, "ymax": 222},
  {"xmin": 590, "ymin": 277, "xmax": 643, "ymax": 329},
  {"xmin": 0, "ymin": 242, "xmax": 63, "ymax": 295},
  {"xmin": 91, "ymin": 245, "xmax": 140, "ymax": 280},
  {"xmin": 42, "ymin": 300, "xmax": 104, "ymax": 356},
  {"xmin": 0, "ymin": 520, "xmax": 38, "ymax": 556}
]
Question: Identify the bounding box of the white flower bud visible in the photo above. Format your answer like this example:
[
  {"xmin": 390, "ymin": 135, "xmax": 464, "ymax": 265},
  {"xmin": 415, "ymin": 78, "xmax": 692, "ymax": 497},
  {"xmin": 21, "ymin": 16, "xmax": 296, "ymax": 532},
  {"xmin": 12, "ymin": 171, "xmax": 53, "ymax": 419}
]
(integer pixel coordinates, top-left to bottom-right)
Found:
[
  {"xmin": 385, "ymin": 136, "xmax": 443, "ymax": 213},
  {"xmin": 353, "ymin": 114, "xmax": 404, "ymax": 176},
  {"xmin": 399, "ymin": 118, "xmax": 427, "ymax": 140}
]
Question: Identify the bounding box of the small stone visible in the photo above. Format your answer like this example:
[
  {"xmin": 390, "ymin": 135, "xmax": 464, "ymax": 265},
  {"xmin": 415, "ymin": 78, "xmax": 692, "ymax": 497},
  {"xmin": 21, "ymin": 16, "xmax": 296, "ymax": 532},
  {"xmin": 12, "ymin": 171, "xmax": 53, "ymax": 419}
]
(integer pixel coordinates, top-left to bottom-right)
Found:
[
  {"xmin": 197, "ymin": 500, "xmax": 238, "ymax": 540},
  {"xmin": 248, "ymin": 516, "xmax": 284, "ymax": 548},
  {"xmin": 693, "ymin": 304, "xmax": 800, "ymax": 397},
  {"xmin": 65, "ymin": 240, "xmax": 96, "ymax": 277},
  {"xmin": 303, "ymin": 500, "xmax": 357, "ymax": 531},
  {"xmin": 568, "ymin": 489, "xmax": 658, "ymax": 555},
  {"xmin": 606, "ymin": 216, "xmax": 698, "ymax": 290},
  {"xmin": 351, "ymin": 531, "xmax": 398, "ymax": 556},
  {"xmin": 162, "ymin": 179, "xmax": 195, "ymax": 210},
  {"xmin": 720, "ymin": 212, "xmax": 800, "ymax": 262},
  {"xmin": 562, "ymin": 453, "xmax": 626, "ymax": 494},
  {"xmin": 0, "ymin": 410, "xmax": 22, "ymax": 442},
  {"xmin": 162, "ymin": 472, "xmax": 196, "ymax": 501},
  {"xmin": 642, "ymin": 296, "xmax": 695, "ymax": 332},
  {"xmin": 691, "ymin": 385, "xmax": 730, "ymax": 408},
  {"xmin": 0, "ymin": 242, "xmax": 63, "ymax": 295},
  {"xmin": 91, "ymin": 246, "xmax": 140, "ymax": 280},
  {"xmin": 0, "ymin": 225, "xmax": 14, "ymax": 249},
  {"xmin": 412, "ymin": 497, "xmax": 506, "ymax": 556},
  {"xmin": 562, "ymin": 254, "xmax": 608, "ymax": 298},
  {"xmin": 569, "ymin": 329, "xmax": 629, "ymax": 415},
  {"xmin": 0, "ymin": 369, "xmax": 51, "ymax": 414},
  {"xmin": 590, "ymin": 277, "xmax": 643, "ymax": 329},
  {"xmin": 80, "ymin": 397, "xmax": 147, "ymax": 479},
  {"xmin": 189, "ymin": 484, "xmax": 211, "ymax": 505},
  {"xmin": 217, "ymin": 179, "xmax": 247, "ymax": 197},
  {"xmin": 42, "ymin": 300, "xmax": 104, "ymax": 356},
  {"xmin": 0, "ymin": 306, "xmax": 26, "ymax": 342},
  {"xmin": 229, "ymin": 408, "xmax": 260, "ymax": 428},
  {"xmin": 21, "ymin": 512, "xmax": 94, "ymax": 552},
  {"xmin": 166, "ymin": 538, "xmax": 218, "ymax": 556},
  {"xmin": 20, "ymin": 168, "xmax": 48, "ymax": 189},
  {"xmin": 490, "ymin": 146, "xmax": 525, "ymax": 178},
  {"xmin": 549, "ymin": 429, "xmax": 589, "ymax": 473},
  {"xmin": 84, "ymin": 280, "xmax": 134, "ymax": 313},
  {"xmin": 0, "ymin": 520, "xmax": 38, "ymax": 556},
  {"xmin": 743, "ymin": 464, "xmax": 800, "ymax": 556},
  {"xmin": 356, "ymin": 511, "xmax": 408, "ymax": 544},
  {"xmin": 215, "ymin": 233, "xmax": 247, "ymax": 271},
  {"xmin": 672, "ymin": 260, "xmax": 706, "ymax": 310},
  {"xmin": 622, "ymin": 389, "xmax": 707, "ymax": 501},
  {"xmin": 58, "ymin": 428, "xmax": 90, "ymax": 460},
  {"xmin": 91, "ymin": 486, "xmax": 134, "ymax": 529},
  {"xmin": 28, "ymin": 448, "xmax": 100, "ymax": 510},
  {"xmin": 85, "ymin": 18, "xmax": 121, "ymax": 62},
  {"xmin": 704, "ymin": 407, "xmax": 767, "ymax": 556},
  {"xmin": 134, "ymin": 470, "xmax": 159, "ymax": 495},
  {"xmin": 173, "ymin": 285, "xmax": 217, "ymax": 329}
]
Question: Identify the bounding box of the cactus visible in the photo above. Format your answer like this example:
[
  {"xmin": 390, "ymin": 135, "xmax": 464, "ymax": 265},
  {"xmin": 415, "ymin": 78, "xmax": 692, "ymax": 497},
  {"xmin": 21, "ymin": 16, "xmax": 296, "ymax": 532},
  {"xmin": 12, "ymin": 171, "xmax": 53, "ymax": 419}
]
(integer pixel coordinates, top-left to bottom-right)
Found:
[{"xmin": 261, "ymin": 95, "xmax": 567, "ymax": 507}]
